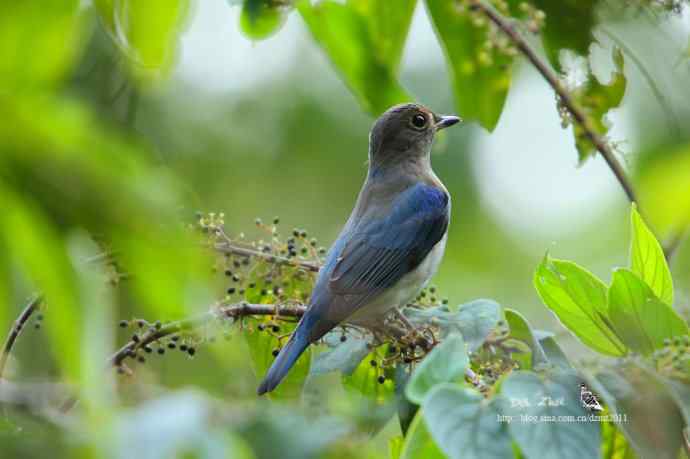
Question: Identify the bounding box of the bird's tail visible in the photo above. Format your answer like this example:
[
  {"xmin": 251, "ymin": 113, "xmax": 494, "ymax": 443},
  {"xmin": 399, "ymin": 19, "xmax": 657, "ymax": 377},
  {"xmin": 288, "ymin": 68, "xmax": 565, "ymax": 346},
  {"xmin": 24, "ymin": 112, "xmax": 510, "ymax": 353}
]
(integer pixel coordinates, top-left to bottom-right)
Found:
[{"xmin": 257, "ymin": 328, "xmax": 310, "ymax": 395}]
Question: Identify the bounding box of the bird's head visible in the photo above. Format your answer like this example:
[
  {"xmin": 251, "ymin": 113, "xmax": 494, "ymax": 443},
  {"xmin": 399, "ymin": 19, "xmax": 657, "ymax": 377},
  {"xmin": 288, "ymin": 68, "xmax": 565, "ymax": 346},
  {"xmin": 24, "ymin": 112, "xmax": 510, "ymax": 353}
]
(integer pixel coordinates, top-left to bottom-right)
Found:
[{"xmin": 368, "ymin": 103, "xmax": 460, "ymax": 172}]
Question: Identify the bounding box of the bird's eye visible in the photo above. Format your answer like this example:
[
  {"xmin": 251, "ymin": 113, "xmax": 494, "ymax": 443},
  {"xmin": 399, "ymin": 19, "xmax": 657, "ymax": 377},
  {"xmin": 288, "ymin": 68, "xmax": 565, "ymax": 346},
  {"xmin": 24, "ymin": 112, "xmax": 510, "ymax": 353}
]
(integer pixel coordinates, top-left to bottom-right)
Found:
[{"xmin": 411, "ymin": 113, "xmax": 427, "ymax": 129}]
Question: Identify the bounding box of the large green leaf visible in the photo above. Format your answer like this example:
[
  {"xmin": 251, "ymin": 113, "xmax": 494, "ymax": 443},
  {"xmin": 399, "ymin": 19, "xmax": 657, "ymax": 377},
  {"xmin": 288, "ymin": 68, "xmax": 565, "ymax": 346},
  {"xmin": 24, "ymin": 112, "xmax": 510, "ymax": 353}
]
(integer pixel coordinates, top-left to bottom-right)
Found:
[
  {"xmin": 608, "ymin": 269, "xmax": 687, "ymax": 355},
  {"xmin": 425, "ymin": 0, "xmax": 513, "ymax": 131},
  {"xmin": 399, "ymin": 410, "xmax": 445, "ymax": 459},
  {"xmin": 630, "ymin": 205, "xmax": 673, "ymax": 305},
  {"xmin": 572, "ymin": 49, "xmax": 627, "ymax": 162},
  {"xmin": 531, "ymin": 0, "xmax": 598, "ymax": 71},
  {"xmin": 349, "ymin": 0, "xmax": 417, "ymax": 72},
  {"xmin": 534, "ymin": 256, "xmax": 626, "ymax": 356},
  {"xmin": 502, "ymin": 371, "xmax": 600, "ymax": 459},
  {"xmin": 298, "ymin": 0, "xmax": 413, "ymax": 115},
  {"xmin": 587, "ymin": 362, "xmax": 685, "ymax": 459},
  {"xmin": 423, "ymin": 384, "xmax": 512, "ymax": 459},
  {"xmin": 0, "ymin": 0, "xmax": 82, "ymax": 89},
  {"xmin": 405, "ymin": 334, "xmax": 468, "ymax": 404}
]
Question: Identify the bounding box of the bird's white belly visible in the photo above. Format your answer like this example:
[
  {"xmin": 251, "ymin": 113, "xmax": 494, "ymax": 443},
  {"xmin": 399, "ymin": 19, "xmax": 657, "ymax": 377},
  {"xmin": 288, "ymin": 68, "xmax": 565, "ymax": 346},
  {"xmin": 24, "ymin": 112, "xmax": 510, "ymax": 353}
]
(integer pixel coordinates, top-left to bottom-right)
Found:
[{"xmin": 347, "ymin": 233, "xmax": 447, "ymax": 326}]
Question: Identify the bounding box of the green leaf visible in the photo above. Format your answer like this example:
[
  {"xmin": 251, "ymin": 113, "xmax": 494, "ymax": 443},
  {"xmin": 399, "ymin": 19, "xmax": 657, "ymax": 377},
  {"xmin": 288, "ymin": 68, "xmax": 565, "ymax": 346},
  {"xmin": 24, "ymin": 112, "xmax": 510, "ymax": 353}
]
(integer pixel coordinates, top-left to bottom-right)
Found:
[
  {"xmin": 504, "ymin": 308, "xmax": 547, "ymax": 369},
  {"xmin": 405, "ymin": 334, "xmax": 468, "ymax": 404},
  {"xmin": 573, "ymin": 48, "xmax": 627, "ymax": 162},
  {"xmin": 404, "ymin": 299, "xmax": 501, "ymax": 352},
  {"xmin": 239, "ymin": 0, "xmax": 291, "ymax": 40},
  {"xmin": 601, "ymin": 420, "xmax": 636, "ymax": 459},
  {"xmin": 423, "ymin": 384, "xmax": 513, "ymax": 459},
  {"xmin": 531, "ymin": 0, "xmax": 598, "ymax": 71},
  {"xmin": 115, "ymin": 392, "xmax": 255, "ymax": 459},
  {"xmin": 638, "ymin": 143, "xmax": 690, "ymax": 233},
  {"xmin": 244, "ymin": 318, "xmax": 311, "ymax": 399},
  {"xmin": 399, "ymin": 410, "xmax": 446, "ymax": 459},
  {"xmin": 534, "ymin": 256, "xmax": 626, "ymax": 356},
  {"xmin": 538, "ymin": 336, "xmax": 572, "ymax": 371},
  {"xmin": 239, "ymin": 406, "xmax": 348, "ymax": 459},
  {"xmin": 0, "ymin": 0, "xmax": 82, "ymax": 89},
  {"xmin": 389, "ymin": 435, "xmax": 404, "ymax": 459},
  {"xmin": 587, "ymin": 362, "xmax": 685, "ymax": 459},
  {"xmin": 394, "ymin": 363, "xmax": 418, "ymax": 435},
  {"xmin": 502, "ymin": 371, "xmax": 601, "ymax": 459},
  {"xmin": 349, "ymin": 0, "xmax": 417, "ymax": 72},
  {"xmin": 96, "ymin": 0, "xmax": 190, "ymax": 79},
  {"xmin": 630, "ymin": 205, "xmax": 673, "ymax": 305},
  {"xmin": 425, "ymin": 0, "xmax": 513, "ymax": 131},
  {"xmin": 341, "ymin": 346, "xmax": 397, "ymax": 433},
  {"xmin": 311, "ymin": 332, "xmax": 371, "ymax": 376},
  {"xmin": 341, "ymin": 345, "xmax": 395, "ymax": 403},
  {"xmin": 298, "ymin": 0, "xmax": 412, "ymax": 115},
  {"xmin": 608, "ymin": 269, "xmax": 687, "ymax": 355},
  {"xmin": 0, "ymin": 189, "xmax": 83, "ymax": 382}
]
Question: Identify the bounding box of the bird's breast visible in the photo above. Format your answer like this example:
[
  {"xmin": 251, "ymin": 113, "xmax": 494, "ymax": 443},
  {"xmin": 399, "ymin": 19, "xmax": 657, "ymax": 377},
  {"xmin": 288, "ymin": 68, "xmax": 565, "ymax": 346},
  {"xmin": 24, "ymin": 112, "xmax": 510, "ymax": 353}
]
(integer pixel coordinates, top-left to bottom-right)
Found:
[{"xmin": 347, "ymin": 231, "xmax": 448, "ymax": 326}]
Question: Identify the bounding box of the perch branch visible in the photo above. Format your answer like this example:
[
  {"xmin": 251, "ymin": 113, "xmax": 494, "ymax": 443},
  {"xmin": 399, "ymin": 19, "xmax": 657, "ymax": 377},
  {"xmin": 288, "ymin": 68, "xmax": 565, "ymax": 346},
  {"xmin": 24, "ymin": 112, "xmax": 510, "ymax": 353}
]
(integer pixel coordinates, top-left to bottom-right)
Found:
[
  {"xmin": 0, "ymin": 295, "xmax": 42, "ymax": 382},
  {"xmin": 468, "ymin": 0, "xmax": 638, "ymax": 205}
]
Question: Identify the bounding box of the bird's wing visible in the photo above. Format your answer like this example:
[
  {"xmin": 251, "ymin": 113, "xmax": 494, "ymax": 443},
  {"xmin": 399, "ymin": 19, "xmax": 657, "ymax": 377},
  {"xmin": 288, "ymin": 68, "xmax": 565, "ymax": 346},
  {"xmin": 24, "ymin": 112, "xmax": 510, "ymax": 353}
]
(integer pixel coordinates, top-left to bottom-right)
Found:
[{"xmin": 329, "ymin": 182, "xmax": 449, "ymax": 303}]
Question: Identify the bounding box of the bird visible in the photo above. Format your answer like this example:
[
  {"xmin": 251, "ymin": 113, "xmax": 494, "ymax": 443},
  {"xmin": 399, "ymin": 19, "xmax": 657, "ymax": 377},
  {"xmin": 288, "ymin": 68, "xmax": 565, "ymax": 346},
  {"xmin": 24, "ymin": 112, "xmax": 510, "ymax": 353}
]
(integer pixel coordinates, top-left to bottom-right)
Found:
[{"xmin": 257, "ymin": 103, "xmax": 460, "ymax": 395}]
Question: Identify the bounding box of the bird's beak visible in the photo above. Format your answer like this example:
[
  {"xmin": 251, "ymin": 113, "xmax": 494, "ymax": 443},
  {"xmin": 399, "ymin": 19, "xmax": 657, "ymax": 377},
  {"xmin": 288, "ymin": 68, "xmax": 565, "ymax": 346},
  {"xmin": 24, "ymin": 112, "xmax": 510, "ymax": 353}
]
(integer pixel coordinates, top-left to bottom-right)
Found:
[{"xmin": 435, "ymin": 115, "xmax": 461, "ymax": 130}]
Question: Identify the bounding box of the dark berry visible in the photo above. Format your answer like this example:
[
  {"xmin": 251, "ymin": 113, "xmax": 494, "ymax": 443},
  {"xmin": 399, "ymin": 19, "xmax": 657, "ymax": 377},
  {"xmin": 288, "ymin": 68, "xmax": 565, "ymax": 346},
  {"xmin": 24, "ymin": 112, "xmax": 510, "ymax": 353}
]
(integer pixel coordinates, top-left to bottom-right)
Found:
[
  {"xmin": 377, "ymin": 376, "xmax": 385, "ymax": 384},
  {"xmin": 119, "ymin": 320, "xmax": 128, "ymax": 328}
]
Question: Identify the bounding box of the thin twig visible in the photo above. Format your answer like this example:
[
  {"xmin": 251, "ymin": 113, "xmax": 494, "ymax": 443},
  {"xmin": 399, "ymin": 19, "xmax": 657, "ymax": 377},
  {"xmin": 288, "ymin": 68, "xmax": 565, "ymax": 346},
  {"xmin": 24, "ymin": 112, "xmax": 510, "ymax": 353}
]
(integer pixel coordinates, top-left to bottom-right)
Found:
[
  {"xmin": 0, "ymin": 295, "xmax": 43, "ymax": 382},
  {"xmin": 468, "ymin": 0, "xmax": 638, "ymax": 204},
  {"xmin": 214, "ymin": 242, "xmax": 320, "ymax": 273},
  {"xmin": 109, "ymin": 302, "xmax": 307, "ymax": 368}
]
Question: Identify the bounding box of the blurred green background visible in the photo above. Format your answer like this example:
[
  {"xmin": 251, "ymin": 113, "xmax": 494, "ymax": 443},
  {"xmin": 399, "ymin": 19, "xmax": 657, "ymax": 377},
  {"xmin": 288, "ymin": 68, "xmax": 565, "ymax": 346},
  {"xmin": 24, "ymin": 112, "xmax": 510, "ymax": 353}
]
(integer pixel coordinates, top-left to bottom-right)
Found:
[{"xmin": 1, "ymin": 0, "xmax": 690, "ymax": 457}]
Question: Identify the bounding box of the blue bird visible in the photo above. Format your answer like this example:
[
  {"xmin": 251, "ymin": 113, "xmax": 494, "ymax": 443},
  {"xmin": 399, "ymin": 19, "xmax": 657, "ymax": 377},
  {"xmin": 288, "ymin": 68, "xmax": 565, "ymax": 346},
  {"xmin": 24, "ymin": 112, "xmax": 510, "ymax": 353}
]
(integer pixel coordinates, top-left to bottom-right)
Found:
[{"xmin": 257, "ymin": 103, "xmax": 460, "ymax": 395}]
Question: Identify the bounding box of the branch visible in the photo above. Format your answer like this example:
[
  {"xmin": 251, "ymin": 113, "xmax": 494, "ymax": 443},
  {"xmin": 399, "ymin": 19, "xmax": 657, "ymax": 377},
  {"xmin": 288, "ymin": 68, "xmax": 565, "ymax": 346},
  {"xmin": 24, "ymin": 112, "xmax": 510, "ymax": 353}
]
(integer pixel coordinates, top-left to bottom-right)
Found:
[
  {"xmin": 214, "ymin": 242, "xmax": 320, "ymax": 273},
  {"xmin": 0, "ymin": 295, "xmax": 42, "ymax": 382},
  {"xmin": 109, "ymin": 302, "xmax": 307, "ymax": 368},
  {"xmin": 469, "ymin": 0, "xmax": 638, "ymax": 205},
  {"xmin": 664, "ymin": 226, "xmax": 687, "ymax": 261}
]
